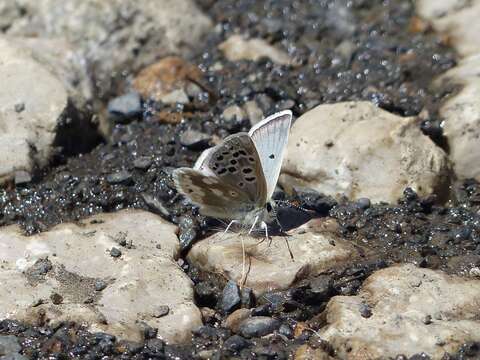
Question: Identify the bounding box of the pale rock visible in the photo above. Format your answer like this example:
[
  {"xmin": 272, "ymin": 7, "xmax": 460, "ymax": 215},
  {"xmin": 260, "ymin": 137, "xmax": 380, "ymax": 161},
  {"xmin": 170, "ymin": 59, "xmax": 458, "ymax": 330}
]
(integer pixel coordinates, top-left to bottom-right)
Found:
[
  {"xmin": 436, "ymin": 55, "xmax": 480, "ymax": 180},
  {"xmin": 243, "ymin": 100, "xmax": 264, "ymax": 126},
  {"xmin": 416, "ymin": 0, "xmax": 480, "ymax": 56},
  {"xmin": 280, "ymin": 101, "xmax": 449, "ymax": 203},
  {"xmin": 0, "ymin": 37, "xmax": 67, "ymax": 184},
  {"xmin": 320, "ymin": 264, "xmax": 480, "ymax": 359},
  {"xmin": 0, "ymin": 36, "xmax": 98, "ymax": 184},
  {"xmin": 187, "ymin": 219, "xmax": 356, "ymax": 295},
  {"xmin": 222, "ymin": 105, "xmax": 247, "ymax": 122},
  {"xmin": 219, "ymin": 34, "xmax": 292, "ymax": 65},
  {"xmin": 6, "ymin": 0, "xmax": 212, "ymax": 96},
  {"xmin": 0, "ymin": 210, "xmax": 202, "ymax": 344}
]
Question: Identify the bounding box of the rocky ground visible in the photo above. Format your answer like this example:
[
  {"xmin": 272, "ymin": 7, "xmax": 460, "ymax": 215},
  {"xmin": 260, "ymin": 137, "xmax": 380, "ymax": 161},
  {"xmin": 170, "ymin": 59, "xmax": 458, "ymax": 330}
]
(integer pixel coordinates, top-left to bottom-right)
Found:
[{"xmin": 0, "ymin": 0, "xmax": 480, "ymax": 359}]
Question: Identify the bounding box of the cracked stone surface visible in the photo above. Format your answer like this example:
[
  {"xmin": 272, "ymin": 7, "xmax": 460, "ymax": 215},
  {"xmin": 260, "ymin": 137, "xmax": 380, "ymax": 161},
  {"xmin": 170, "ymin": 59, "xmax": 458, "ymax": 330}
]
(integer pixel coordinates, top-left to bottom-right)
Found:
[{"xmin": 0, "ymin": 209, "xmax": 202, "ymax": 344}]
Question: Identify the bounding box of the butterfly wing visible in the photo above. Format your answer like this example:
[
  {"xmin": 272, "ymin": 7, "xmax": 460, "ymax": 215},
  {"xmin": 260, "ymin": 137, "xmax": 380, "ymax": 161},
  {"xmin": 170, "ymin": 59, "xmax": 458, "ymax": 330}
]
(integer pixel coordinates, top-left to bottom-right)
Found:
[
  {"xmin": 194, "ymin": 133, "xmax": 268, "ymax": 206},
  {"xmin": 173, "ymin": 168, "xmax": 254, "ymax": 219},
  {"xmin": 248, "ymin": 110, "xmax": 292, "ymax": 199}
]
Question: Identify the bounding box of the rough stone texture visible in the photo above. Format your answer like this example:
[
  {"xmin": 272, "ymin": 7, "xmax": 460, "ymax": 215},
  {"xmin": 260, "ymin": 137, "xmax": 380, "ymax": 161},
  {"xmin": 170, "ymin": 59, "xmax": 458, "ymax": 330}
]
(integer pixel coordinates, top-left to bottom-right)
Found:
[
  {"xmin": 436, "ymin": 55, "xmax": 480, "ymax": 181},
  {"xmin": 417, "ymin": 0, "xmax": 480, "ymax": 57},
  {"xmin": 0, "ymin": 36, "xmax": 99, "ymax": 184},
  {"xmin": 219, "ymin": 35, "xmax": 292, "ymax": 65},
  {"xmin": 0, "ymin": 37, "xmax": 67, "ymax": 184},
  {"xmin": 187, "ymin": 219, "xmax": 356, "ymax": 295},
  {"xmin": 280, "ymin": 102, "xmax": 449, "ymax": 203},
  {"xmin": 133, "ymin": 56, "xmax": 203, "ymax": 103},
  {"xmin": 0, "ymin": 210, "xmax": 202, "ymax": 344},
  {"xmin": 4, "ymin": 0, "xmax": 212, "ymax": 98},
  {"xmin": 320, "ymin": 264, "xmax": 480, "ymax": 359}
]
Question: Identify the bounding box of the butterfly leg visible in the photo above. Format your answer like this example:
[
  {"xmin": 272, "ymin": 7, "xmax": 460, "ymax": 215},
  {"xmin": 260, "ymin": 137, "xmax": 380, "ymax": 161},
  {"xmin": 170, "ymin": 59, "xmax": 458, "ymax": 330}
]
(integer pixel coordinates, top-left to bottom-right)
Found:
[
  {"xmin": 224, "ymin": 219, "xmax": 239, "ymax": 234},
  {"xmin": 261, "ymin": 221, "xmax": 270, "ymax": 244},
  {"xmin": 247, "ymin": 216, "xmax": 259, "ymax": 235}
]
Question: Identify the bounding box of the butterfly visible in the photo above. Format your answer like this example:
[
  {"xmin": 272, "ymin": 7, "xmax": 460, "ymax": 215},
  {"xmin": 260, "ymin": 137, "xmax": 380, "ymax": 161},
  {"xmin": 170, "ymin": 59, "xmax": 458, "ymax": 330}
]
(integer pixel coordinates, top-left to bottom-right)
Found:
[{"xmin": 173, "ymin": 110, "xmax": 292, "ymax": 237}]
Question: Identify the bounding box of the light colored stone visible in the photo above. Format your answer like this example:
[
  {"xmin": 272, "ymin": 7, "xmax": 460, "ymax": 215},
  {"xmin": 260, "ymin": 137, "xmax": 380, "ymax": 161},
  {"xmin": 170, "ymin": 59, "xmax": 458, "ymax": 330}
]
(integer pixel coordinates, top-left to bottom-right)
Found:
[
  {"xmin": 222, "ymin": 105, "xmax": 247, "ymax": 122},
  {"xmin": 0, "ymin": 36, "xmax": 99, "ymax": 184},
  {"xmin": 280, "ymin": 101, "xmax": 449, "ymax": 203},
  {"xmin": 416, "ymin": 0, "xmax": 480, "ymax": 57},
  {"xmin": 6, "ymin": 0, "xmax": 212, "ymax": 94},
  {"xmin": 436, "ymin": 55, "xmax": 480, "ymax": 180},
  {"xmin": 320, "ymin": 264, "xmax": 480, "ymax": 359},
  {"xmin": 219, "ymin": 34, "xmax": 292, "ymax": 65},
  {"xmin": 187, "ymin": 219, "xmax": 356, "ymax": 295},
  {"xmin": 133, "ymin": 56, "xmax": 202, "ymax": 103},
  {"xmin": 243, "ymin": 100, "xmax": 264, "ymax": 126},
  {"xmin": 0, "ymin": 210, "xmax": 202, "ymax": 344},
  {"xmin": 0, "ymin": 37, "xmax": 67, "ymax": 184}
]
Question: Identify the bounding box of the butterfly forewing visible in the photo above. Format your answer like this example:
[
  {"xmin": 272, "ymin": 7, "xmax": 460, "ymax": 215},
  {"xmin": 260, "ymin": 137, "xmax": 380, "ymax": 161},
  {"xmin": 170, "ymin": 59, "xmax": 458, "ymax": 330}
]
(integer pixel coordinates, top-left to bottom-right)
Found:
[
  {"xmin": 173, "ymin": 168, "xmax": 254, "ymax": 219},
  {"xmin": 194, "ymin": 133, "xmax": 268, "ymax": 206},
  {"xmin": 248, "ymin": 110, "xmax": 292, "ymax": 199}
]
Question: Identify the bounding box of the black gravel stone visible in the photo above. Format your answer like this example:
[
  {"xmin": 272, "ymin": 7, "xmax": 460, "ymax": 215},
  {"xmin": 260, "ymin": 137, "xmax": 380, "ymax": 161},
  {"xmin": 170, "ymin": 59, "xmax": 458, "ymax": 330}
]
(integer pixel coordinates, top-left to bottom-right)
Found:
[
  {"xmin": 220, "ymin": 280, "xmax": 241, "ymax": 314},
  {"xmin": 94, "ymin": 280, "xmax": 108, "ymax": 292},
  {"xmin": 133, "ymin": 156, "xmax": 152, "ymax": 170},
  {"xmin": 240, "ymin": 287, "xmax": 255, "ymax": 308},
  {"xmin": 359, "ymin": 303, "xmax": 372, "ymax": 318},
  {"xmin": 14, "ymin": 102, "xmax": 25, "ymax": 113},
  {"xmin": 223, "ymin": 334, "xmax": 250, "ymax": 352},
  {"xmin": 239, "ymin": 316, "xmax": 280, "ymax": 338},
  {"xmin": 356, "ymin": 198, "xmax": 371, "ymax": 210},
  {"xmin": 109, "ymin": 247, "xmax": 122, "ymax": 258},
  {"xmin": 278, "ymin": 324, "xmax": 293, "ymax": 339},
  {"xmin": 251, "ymin": 304, "xmax": 272, "ymax": 317}
]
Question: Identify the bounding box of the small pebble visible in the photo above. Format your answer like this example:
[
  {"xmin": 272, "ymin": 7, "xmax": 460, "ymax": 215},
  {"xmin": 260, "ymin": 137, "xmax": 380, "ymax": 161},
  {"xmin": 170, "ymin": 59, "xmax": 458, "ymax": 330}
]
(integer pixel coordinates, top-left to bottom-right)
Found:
[
  {"xmin": 220, "ymin": 280, "xmax": 241, "ymax": 314},
  {"xmin": 106, "ymin": 170, "xmax": 133, "ymax": 185},
  {"xmin": 107, "ymin": 92, "xmax": 142, "ymax": 123},
  {"xmin": 239, "ymin": 316, "xmax": 280, "ymax": 338},
  {"xmin": 110, "ymin": 247, "xmax": 122, "ymax": 258},
  {"xmin": 423, "ymin": 315, "xmax": 432, "ymax": 325},
  {"xmin": 356, "ymin": 197, "xmax": 371, "ymax": 210},
  {"xmin": 179, "ymin": 129, "xmax": 211, "ymax": 150},
  {"xmin": 133, "ymin": 156, "xmax": 152, "ymax": 170},
  {"xmin": 152, "ymin": 305, "xmax": 170, "ymax": 318},
  {"xmin": 50, "ymin": 293, "xmax": 63, "ymax": 305},
  {"xmin": 359, "ymin": 303, "xmax": 372, "ymax": 318},
  {"xmin": 14, "ymin": 102, "xmax": 25, "ymax": 112},
  {"xmin": 223, "ymin": 335, "xmax": 250, "ymax": 352},
  {"xmin": 14, "ymin": 171, "xmax": 32, "ymax": 185},
  {"xmin": 95, "ymin": 280, "xmax": 108, "ymax": 292}
]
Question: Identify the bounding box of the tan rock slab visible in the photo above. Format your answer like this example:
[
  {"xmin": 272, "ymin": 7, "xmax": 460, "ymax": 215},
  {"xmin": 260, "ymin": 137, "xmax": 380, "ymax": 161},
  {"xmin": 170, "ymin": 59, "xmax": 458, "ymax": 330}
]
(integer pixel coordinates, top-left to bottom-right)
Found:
[
  {"xmin": 320, "ymin": 264, "xmax": 480, "ymax": 359},
  {"xmin": 280, "ymin": 101, "xmax": 449, "ymax": 203},
  {"xmin": 0, "ymin": 210, "xmax": 202, "ymax": 344},
  {"xmin": 187, "ymin": 219, "xmax": 356, "ymax": 295}
]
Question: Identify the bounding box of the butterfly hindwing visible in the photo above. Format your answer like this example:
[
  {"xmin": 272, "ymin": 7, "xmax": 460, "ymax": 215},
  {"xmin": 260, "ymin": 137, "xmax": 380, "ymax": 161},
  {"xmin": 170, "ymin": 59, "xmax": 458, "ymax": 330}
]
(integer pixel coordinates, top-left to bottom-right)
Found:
[
  {"xmin": 172, "ymin": 168, "xmax": 254, "ymax": 219},
  {"xmin": 248, "ymin": 110, "xmax": 292, "ymax": 199},
  {"xmin": 194, "ymin": 133, "xmax": 268, "ymax": 206}
]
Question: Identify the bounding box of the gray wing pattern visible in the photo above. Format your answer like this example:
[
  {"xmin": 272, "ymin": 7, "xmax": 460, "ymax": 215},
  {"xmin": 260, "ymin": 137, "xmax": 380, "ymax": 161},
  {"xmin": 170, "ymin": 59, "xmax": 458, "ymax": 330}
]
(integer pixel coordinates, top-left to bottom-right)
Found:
[
  {"xmin": 248, "ymin": 110, "xmax": 292, "ymax": 199},
  {"xmin": 172, "ymin": 168, "xmax": 252, "ymax": 219},
  {"xmin": 194, "ymin": 133, "xmax": 268, "ymax": 206}
]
